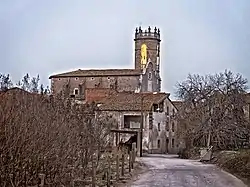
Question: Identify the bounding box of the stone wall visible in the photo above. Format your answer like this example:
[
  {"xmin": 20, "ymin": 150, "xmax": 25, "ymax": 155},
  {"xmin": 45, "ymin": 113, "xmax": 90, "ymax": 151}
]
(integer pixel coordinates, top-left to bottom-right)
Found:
[
  {"xmin": 51, "ymin": 75, "xmax": 140, "ymax": 96},
  {"xmin": 134, "ymin": 36, "xmax": 160, "ymax": 71},
  {"xmin": 148, "ymin": 98, "xmax": 179, "ymax": 154},
  {"xmin": 101, "ymin": 99, "xmax": 179, "ymax": 154}
]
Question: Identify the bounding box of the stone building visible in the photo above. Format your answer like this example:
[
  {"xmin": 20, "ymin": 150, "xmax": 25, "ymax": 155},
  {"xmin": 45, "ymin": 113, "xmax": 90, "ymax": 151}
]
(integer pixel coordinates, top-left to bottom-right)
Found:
[
  {"xmin": 49, "ymin": 26, "xmax": 180, "ymax": 154},
  {"xmin": 49, "ymin": 26, "xmax": 161, "ymax": 96},
  {"xmin": 87, "ymin": 90, "xmax": 178, "ymax": 154}
]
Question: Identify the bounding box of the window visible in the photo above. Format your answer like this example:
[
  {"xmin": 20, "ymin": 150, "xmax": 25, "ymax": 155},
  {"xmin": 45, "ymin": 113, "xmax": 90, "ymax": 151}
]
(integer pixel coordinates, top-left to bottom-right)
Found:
[
  {"xmin": 157, "ymin": 45, "xmax": 160, "ymax": 56},
  {"xmin": 107, "ymin": 77, "xmax": 110, "ymax": 80},
  {"xmin": 74, "ymin": 88, "xmax": 79, "ymax": 95},
  {"xmin": 75, "ymin": 77, "xmax": 78, "ymax": 80},
  {"xmin": 91, "ymin": 77, "xmax": 94, "ymax": 80},
  {"xmin": 157, "ymin": 139, "xmax": 160, "ymax": 148},
  {"xmin": 159, "ymin": 102, "xmax": 163, "ymax": 112},
  {"xmin": 166, "ymin": 106, "xmax": 169, "ymax": 115},
  {"xmin": 165, "ymin": 120, "xmax": 169, "ymax": 131},
  {"xmin": 58, "ymin": 78, "xmax": 61, "ymax": 81},
  {"xmin": 149, "ymin": 112, "xmax": 153, "ymax": 129},
  {"xmin": 172, "ymin": 109, "xmax": 175, "ymax": 116},
  {"xmin": 148, "ymin": 72, "xmax": 152, "ymax": 80},
  {"xmin": 172, "ymin": 139, "xmax": 175, "ymax": 148},
  {"xmin": 172, "ymin": 122, "xmax": 175, "ymax": 132},
  {"xmin": 153, "ymin": 104, "xmax": 159, "ymax": 112},
  {"xmin": 158, "ymin": 123, "xmax": 160, "ymax": 131}
]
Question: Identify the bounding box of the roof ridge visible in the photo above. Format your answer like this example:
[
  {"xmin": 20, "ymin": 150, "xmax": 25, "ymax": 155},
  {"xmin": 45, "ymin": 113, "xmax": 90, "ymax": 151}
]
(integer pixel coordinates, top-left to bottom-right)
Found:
[{"xmin": 49, "ymin": 68, "xmax": 142, "ymax": 79}]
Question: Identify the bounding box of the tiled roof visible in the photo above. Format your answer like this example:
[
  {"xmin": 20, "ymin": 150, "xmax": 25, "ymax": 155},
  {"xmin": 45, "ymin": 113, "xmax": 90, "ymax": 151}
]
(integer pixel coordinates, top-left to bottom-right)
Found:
[
  {"xmin": 85, "ymin": 88, "xmax": 117, "ymax": 103},
  {"xmin": 49, "ymin": 69, "xmax": 142, "ymax": 78},
  {"xmin": 97, "ymin": 91, "xmax": 169, "ymax": 111},
  {"xmin": 172, "ymin": 100, "xmax": 183, "ymax": 111},
  {"xmin": 0, "ymin": 87, "xmax": 46, "ymax": 104}
]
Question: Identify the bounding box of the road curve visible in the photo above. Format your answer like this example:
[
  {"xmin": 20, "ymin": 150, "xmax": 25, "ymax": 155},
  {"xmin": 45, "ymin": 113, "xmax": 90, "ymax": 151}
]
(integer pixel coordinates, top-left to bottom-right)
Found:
[{"xmin": 129, "ymin": 154, "xmax": 246, "ymax": 187}]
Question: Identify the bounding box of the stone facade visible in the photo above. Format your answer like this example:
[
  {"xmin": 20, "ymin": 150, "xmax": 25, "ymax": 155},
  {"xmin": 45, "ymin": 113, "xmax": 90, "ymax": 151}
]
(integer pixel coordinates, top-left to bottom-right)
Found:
[
  {"xmin": 50, "ymin": 74, "xmax": 141, "ymax": 98},
  {"xmin": 49, "ymin": 26, "xmax": 162, "ymax": 95},
  {"xmin": 95, "ymin": 91, "xmax": 179, "ymax": 154},
  {"xmin": 149, "ymin": 98, "xmax": 178, "ymax": 154}
]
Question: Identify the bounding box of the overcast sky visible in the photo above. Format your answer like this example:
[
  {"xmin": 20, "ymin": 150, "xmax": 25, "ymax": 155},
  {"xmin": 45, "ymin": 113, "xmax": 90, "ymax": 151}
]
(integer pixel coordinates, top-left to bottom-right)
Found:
[{"xmin": 1, "ymin": 0, "xmax": 250, "ymax": 98}]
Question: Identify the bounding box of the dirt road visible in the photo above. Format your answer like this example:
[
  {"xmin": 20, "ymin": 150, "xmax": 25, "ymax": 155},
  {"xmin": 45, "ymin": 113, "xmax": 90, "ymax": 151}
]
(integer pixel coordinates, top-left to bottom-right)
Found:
[{"xmin": 129, "ymin": 154, "xmax": 246, "ymax": 187}]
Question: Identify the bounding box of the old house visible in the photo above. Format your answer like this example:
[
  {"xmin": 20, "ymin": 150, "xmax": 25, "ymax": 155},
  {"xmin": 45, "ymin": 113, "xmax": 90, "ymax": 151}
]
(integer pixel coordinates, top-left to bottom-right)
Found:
[{"xmin": 86, "ymin": 90, "xmax": 179, "ymax": 154}]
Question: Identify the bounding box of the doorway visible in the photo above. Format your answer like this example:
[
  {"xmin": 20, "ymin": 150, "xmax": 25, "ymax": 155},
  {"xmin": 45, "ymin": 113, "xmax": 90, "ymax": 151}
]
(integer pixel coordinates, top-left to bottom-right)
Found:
[{"xmin": 166, "ymin": 138, "xmax": 169, "ymax": 153}]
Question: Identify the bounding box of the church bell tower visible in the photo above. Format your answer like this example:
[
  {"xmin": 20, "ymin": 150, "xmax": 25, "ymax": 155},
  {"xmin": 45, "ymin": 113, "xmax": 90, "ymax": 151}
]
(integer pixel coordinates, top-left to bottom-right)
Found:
[{"xmin": 134, "ymin": 26, "xmax": 161, "ymax": 92}]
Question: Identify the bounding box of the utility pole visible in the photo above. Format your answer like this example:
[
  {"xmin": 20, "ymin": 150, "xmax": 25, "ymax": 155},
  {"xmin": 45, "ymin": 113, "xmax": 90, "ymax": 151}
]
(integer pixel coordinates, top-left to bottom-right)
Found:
[{"xmin": 140, "ymin": 95, "xmax": 144, "ymax": 157}]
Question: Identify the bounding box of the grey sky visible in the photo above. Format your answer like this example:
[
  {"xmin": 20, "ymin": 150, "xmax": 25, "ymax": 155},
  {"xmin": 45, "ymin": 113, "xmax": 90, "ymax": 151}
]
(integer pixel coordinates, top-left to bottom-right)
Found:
[{"xmin": 1, "ymin": 0, "xmax": 250, "ymax": 98}]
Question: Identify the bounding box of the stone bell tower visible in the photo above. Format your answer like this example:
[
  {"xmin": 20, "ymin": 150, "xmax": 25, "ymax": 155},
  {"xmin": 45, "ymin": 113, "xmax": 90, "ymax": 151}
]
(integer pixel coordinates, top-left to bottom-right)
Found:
[{"xmin": 134, "ymin": 26, "xmax": 161, "ymax": 92}]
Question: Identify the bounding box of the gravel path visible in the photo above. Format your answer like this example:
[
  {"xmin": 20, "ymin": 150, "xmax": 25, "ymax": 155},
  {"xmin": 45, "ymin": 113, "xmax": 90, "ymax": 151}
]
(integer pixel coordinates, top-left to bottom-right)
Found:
[{"xmin": 128, "ymin": 154, "xmax": 246, "ymax": 187}]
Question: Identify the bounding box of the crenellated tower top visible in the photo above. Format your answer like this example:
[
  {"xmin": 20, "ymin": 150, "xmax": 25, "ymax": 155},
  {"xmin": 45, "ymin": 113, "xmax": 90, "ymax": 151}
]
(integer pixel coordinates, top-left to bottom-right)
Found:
[{"xmin": 134, "ymin": 26, "xmax": 161, "ymax": 41}]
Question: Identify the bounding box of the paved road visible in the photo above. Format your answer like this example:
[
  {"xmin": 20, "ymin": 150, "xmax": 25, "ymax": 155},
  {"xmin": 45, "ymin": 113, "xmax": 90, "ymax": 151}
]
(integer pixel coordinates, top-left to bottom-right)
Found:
[{"xmin": 129, "ymin": 154, "xmax": 246, "ymax": 187}]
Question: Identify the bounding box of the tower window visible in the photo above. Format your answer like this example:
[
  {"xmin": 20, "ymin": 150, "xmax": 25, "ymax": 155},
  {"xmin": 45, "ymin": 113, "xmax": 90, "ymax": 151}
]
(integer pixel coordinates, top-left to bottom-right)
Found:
[
  {"xmin": 158, "ymin": 123, "xmax": 160, "ymax": 131},
  {"xmin": 148, "ymin": 72, "xmax": 152, "ymax": 80},
  {"xmin": 157, "ymin": 45, "xmax": 160, "ymax": 56}
]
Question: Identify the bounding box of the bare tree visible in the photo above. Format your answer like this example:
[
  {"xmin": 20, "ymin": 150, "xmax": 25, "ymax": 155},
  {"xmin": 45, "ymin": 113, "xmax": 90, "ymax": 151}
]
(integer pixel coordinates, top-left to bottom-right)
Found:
[
  {"xmin": 0, "ymin": 77, "xmax": 116, "ymax": 186},
  {"xmin": 0, "ymin": 74, "xmax": 13, "ymax": 91},
  {"xmin": 176, "ymin": 70, "xmax": 250, "ymax": 150},
  {"xmin": 30, "ymin": 75, "xmax": 40, "ymax": 93}
]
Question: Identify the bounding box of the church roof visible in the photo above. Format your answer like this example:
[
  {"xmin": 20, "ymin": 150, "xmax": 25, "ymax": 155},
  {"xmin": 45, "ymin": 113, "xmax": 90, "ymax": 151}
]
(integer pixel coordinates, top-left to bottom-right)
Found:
[
  {"xmin": 49, "ymin": 69, "xmax": 141, "ymax": 78},
  {"xmin": 97, "ymin": 91, "xmax": 169, "ymax": 111}
]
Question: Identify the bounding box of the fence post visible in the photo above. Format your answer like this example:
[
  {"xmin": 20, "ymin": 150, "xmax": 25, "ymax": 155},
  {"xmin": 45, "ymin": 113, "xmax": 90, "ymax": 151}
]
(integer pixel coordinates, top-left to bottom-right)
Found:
[
  {"xmin": 116, "ymin": 153, "xmax": 119, "ymax": 181},
  {"xmin": 129, "ymin": 151, "xmax": 132, "ymax": 172},
  {"xmin": 131, "ymin": 143, "xmax": 136, "ymax": 169},
  {"xmin": 91, "ymin": 154, "xmax": 96, "ymax": 187},
  {"xmin": 107, "ymin": 154, "xmax": 111, "ymax": 187},
  {"xmin": 121, "ymin": 152, "xmax": 125, "ymax": 176}
]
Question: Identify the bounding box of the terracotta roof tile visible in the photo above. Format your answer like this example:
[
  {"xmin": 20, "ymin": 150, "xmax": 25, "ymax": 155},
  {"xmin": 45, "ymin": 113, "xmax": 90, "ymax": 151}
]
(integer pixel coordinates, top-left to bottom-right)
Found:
[
  {"xmin": 172, "ymin": 100, "xmax": 183, "ymax": 111},
  {"xmin": 49, "ymin": 69, "xmax": 142, "ymax": 78},
  {"xmin": 85, "ymin": 88, "xmax": 117, "ymax": 102},
  {"xmin": 97, "ymin": 92, "xmax": 169, "ymax": 111}
]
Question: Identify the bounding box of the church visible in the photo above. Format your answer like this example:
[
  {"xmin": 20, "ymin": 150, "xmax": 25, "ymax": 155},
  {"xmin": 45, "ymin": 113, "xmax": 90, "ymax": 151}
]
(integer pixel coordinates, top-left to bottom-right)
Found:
[
  {"xmin": 49, "ymin": 26, "xmax": 181, "ymax": 154},
  {"xmin": 49, "ymin": 26, "xmax": 161, "ymax": 95}
]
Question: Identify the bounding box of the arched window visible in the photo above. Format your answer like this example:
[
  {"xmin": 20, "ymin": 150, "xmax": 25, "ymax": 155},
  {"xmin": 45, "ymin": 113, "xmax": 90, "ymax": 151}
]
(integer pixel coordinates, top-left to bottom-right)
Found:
[{"xmin": 148, "ymin": 72, "xmax": 152, "ymax": 80}]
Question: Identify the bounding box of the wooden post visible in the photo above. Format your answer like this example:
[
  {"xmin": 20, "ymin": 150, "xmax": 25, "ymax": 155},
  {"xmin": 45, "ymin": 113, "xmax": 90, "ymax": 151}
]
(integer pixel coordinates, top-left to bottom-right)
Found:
[
  {"xmin": 129, "ymin": 151, "xmax": 132, "ymax": 172},
  {"xmin": 116, "ymin": 153, "xmax": 119, "ymax": 181},
  {"xmin": 131, "ymin": 143, "xmax": 136, "ymax": 169},
  {"xmin": 107, "ymin": 155, "xmax": 111, "ymax": 187},
  {"xmin": 92, "ymin": 154, "xmax": 96, "ymax": 187},
  {"xmin": 121, "ymin": 153, "xmax": 125, "ymax": 176}
]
